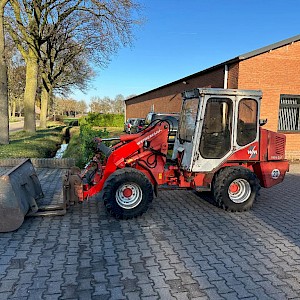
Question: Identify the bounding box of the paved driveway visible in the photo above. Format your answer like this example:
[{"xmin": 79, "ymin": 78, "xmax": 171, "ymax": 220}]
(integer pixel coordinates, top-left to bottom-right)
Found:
[{"xmin": 0, "ymin": 165, "xmax": 300, "ymax": 299}]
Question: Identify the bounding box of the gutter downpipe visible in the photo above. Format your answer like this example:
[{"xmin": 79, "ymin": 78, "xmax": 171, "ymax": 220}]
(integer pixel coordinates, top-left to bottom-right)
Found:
[
  {"xmin": 124, "ymin": 101, "xmax": 127, "ymax": 122},
  {"xmin": 224, "ymin": 64, "xmax": 228, "ymax": 89}
]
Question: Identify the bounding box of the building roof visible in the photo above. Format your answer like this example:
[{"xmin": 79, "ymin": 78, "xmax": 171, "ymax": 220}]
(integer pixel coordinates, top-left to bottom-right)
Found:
[{"xmin": 126, "ymin": 34, "xmax": 300, "ymax": 102}]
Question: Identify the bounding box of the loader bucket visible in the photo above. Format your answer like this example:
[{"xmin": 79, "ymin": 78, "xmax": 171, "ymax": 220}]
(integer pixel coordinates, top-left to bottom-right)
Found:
[{"xmin": 0, "ymin": 159, "xmax": 44, "ymax": 232}]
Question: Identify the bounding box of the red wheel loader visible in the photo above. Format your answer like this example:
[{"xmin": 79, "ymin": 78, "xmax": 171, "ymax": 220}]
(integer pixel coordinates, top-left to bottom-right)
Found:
[
  {"xmin": 0, "ymin": 88, "xmax": 289, "ymax": 232},
  {"xmin": 64, "ymin": 88, "xmax": 289, "ymax": 219}
]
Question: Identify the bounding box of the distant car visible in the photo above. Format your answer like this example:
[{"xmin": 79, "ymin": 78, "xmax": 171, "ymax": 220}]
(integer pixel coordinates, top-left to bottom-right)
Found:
[
  {"xmin": 130, "ymin": 118, "xmax": 145, "ymax": 134},
  {"xmin": 124, "ymin": 118, "xmax": 137, "ymax": 133},
  {"xmin": 145, "ymin": 112, "xmax": 180, "ymax": 147}
]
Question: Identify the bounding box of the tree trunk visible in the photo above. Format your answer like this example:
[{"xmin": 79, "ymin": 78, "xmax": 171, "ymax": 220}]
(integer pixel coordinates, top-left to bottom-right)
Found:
[
  {"xmin": 0, "ymin": 3, "xmax": 9, "ymax": 144},
  {"xmin": 23, "ymin": 53, "xmax": 38, "ymax": 132},
  {"xmin": 40, "ymin": 85, "xmax": 50, "ymax": 129},
  {"xmin": 12, "ymin": 99, "xmax": 16, "ymax": 118}
]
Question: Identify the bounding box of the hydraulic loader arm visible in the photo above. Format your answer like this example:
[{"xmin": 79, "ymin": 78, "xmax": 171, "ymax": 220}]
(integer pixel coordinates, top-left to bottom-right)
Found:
[{"xmin": 70, "ymin": 120, "xmax": 170, "ymax": 201}]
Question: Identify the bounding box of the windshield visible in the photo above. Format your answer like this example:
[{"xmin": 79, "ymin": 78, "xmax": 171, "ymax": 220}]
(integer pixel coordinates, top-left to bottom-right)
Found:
[{"xmin": 179, "ymin": 97, "xmax": 199, "ymax": 142}]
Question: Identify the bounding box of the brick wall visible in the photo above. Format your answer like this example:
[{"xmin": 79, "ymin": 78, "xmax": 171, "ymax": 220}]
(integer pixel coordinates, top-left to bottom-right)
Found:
[
  {"xmin": 126, "ymin": 67, "xmax": 224, "ymax": 119},
  {"xmin": 238, "ymin": 41, "xmax": 300, "ymax": 158},
  {"xmin": 227, "ymin": 62, "xmax": 239, "ymax": 89},
  {"xmin": 125, "ymin": 40, "xmax": 300, "ymax": 158},
  {"xmin": 285, "ymin": 134, "xmax": 300, "ymax": 160}
]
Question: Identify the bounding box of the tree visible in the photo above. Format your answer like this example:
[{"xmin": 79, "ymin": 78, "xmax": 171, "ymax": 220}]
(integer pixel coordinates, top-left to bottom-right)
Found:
[
  {"xmin": 89, "ymin": 96, "xmax": 112, "ymax": 113},
  {"xmin": 75, "ymin": 100, "xmax": 87, "ymax": 116},
  {"xmin": 0, "ymin": 0, "xmax": 9, "ymax": 144},
  {"xmin": 8, "ymin": 65, "xmax": 25, "ymax": 117},
  {"xmin": 5, "ymin": 0, "xmax": 43, "ymax": 132},
  {"xmin": 51, "ymin": 96, "xmax": 87, "ymax": 117},
  {"xmin": 5, "ymin": 36, "xmax": 26, "ymax": 118},
  {"xmin": 39, "ymin": 22, "xmax": 94, "ymax": 128},
  {"xmin": 90, "ymin": 97, "xmax": 102, "ymax": 113},
  {"xmin": 5, "ymin": 0, "xmax": 141, "ymax": 132},
  {"xmin": 113, "ymin": 94, "xmax": 125, "ymax": 114}
]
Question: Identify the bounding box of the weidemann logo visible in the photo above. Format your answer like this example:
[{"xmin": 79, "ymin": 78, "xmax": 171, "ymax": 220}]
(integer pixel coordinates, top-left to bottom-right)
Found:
[{"xmin": 247, "ymin": 146, "xmax": 257, "ymax": 159}]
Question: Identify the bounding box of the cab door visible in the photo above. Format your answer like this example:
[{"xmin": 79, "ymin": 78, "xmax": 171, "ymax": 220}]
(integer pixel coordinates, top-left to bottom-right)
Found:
[
  {"xmin": 173, "ymin": 88, "xmax": 261, "ymax": 173},
  {"xmin": 192, "ymin": 95, "xmax": 260, "ymax": 172},
  {"xmin": 192, "ymin": 96, "xmax": 234, "ymax": 172}
]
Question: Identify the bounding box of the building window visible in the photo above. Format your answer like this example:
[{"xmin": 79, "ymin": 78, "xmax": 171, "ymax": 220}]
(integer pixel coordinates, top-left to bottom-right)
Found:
[{"xmin": 278, "ymin": 94, "xmax": 300, "ymax": 132}]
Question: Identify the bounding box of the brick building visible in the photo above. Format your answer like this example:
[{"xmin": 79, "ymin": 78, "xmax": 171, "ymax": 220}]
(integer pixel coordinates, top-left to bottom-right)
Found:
[{"xmin": 125, "ymin": 35, "xmax": 300, "ymax": 159}]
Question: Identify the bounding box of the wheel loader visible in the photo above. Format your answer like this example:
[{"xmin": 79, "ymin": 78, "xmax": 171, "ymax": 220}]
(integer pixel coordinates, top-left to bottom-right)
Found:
[
  {"xmin": 0, "ymin": 88, "xmax": 289, "ymax": 232},
  {"xmin": 64, "ymin": 88, "xmax": 289, "ymax": 219}
]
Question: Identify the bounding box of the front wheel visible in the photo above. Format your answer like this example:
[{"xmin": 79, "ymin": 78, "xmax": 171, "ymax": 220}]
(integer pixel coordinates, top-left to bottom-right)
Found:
[
  {"xmin": 213, "ymin": 167, "xmax": 260, "ymax": 212},
  {"xmin": 103, "ymin": 168, "xmax": 153, "ymax": 219}
]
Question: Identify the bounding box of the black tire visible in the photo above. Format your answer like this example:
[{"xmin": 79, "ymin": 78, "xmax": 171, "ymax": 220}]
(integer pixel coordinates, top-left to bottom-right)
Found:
[
  {"xmin": 213, "ymin": 167, "xmax": 260, "ymax": 212},
  {"xmin": 103, "ymin": 168, "xmax": 153, "ymax": 219}
]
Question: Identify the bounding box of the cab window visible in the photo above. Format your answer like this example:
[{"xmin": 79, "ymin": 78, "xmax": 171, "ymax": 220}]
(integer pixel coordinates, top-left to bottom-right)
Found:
[
  {"xmin": 200, "ymin": 98, "xmax": 232, "ymax": 158},
  {"xmin": 237, "ymin": 99, "xmax": 258, "ymax": 146}
]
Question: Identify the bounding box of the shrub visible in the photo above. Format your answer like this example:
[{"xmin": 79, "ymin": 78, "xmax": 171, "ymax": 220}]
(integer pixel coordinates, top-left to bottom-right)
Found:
[{"xmin": 79, "ymin": 124, "xmax": 110, "ymax": 165}]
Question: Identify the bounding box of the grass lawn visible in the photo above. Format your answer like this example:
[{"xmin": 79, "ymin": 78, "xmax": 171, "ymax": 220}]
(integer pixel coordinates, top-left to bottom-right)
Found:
[{"xmin": 0, "ymin": 125, "xmax": 65, "ymax": 159}]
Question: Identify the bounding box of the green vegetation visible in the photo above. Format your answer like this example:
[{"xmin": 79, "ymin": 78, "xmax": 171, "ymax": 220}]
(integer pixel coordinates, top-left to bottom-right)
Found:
[
  {"xmin": 0, "ymin": 126, "xmax": 65, "ymax": 158},
  {"xmin": 80, "ymin": 125, "xmax": 109, "ymax": 164},
  {"xmin": 62, "ymin": 114, "xmax": 124, "ymax": 167},
  {"xmin": 80, "ymin": 113, "xmax": 124, "ymax": 127},
  {"xmin": 0, "ymin": 114, "xmax": 124, "ymax": 168},
  {"xmin": 63, "ymin": 117, "xmax": 79, "ymax": 126},
  {"xmin": 63, "ymin": 126, "xmax": 123, "ymax": 168}
]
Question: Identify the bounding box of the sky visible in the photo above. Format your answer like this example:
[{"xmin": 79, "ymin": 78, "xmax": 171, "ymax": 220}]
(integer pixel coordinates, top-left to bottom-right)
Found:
[{"xmin": 71, "ymin": 0, "xmax": 300, "ymax": 103}]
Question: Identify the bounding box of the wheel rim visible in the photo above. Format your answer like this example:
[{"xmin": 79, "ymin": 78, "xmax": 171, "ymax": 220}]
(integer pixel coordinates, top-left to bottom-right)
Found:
[
  {"xmin": 116, "ymin": 182, "xmax": 142, "ymax": 209},
  {"xmin": 228, "ymin": 179, "xmax": 251, "ymax": 203}
]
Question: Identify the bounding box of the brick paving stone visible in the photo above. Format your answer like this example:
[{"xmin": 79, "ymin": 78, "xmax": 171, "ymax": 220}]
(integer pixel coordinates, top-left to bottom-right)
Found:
[
  {"xmin": 0, "ymin": 166, "xmax": 300, "ymax": 299},
  {"xmin": 11, "ymin": 283, "xmax": 31, "ymax": 298},
  {"xmin": 124, "ymin": 291, "xmax": 141, "ymax": 300},
  {"xmin": 27, "ymin": 288, "xmax": 46, "ymax": 299},
  {"xmin": 92, "ymin": 283, "xmax": 110, "ymax": 296},
  {"xmin": 156, "ymin": 287, "xmax": 175, "ymax": 299}
]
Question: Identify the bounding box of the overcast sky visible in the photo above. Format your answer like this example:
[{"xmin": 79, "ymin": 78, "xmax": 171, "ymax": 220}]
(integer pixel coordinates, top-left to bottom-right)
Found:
[{"xmin": 71, "ymin": 0, "xmax": 300, "ymax": 103}]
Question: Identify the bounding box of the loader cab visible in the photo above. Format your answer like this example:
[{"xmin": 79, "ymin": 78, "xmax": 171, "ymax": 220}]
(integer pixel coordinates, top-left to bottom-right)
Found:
[{"xmin": 172, "ymin": 88, "xmax": 262, "ymax": 172}]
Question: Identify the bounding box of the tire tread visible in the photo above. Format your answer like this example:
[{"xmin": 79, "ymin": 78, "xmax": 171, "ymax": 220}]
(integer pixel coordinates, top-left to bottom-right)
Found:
[
  {"xmin": 103, "ymin": 168, "xmax": 153, "ymax": 219},
  {"xmin": 213, "ymin": 167, "xmax": 260, "ymax": 212}
]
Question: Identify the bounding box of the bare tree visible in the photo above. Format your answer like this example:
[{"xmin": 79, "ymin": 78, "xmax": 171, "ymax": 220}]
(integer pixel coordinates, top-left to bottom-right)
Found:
[
  {"xmin": 5, "ymin": 0, "xmax": 142, "ymax": 132},
  {"xmin": 112, "ymin": 94, "xmax": 125, "ymax": 114},
  {"xmin": 75, "ymin": 100, "xmax": 87, "ymax": 116},
  {"xmin": 51, "ymin": 96, "xmax": 86, "ymax": 117},
  {"xmin": 39, "ymin": 25, "xmax": 94, "ymax": 128},
  {"xmin": 8, "ymin": 65, "xmax": 25, "ymax": 116},
  {"xmin": 89, "ymin": 96, "xmax": 112, "ymax": 113},
  {"xmin": 5, "ymin": 36, "xmax": 25, "ymax": 118},
  {"xmin": 126, "ymin": 94, "xmax": 137, "ymax": 99}
]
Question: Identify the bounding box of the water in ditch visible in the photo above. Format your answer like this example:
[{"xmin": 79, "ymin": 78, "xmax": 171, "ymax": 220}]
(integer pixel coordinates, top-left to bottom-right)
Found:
[{"xmin": 54, "ymin": 127, "xmax": 71, "ymax": 158}]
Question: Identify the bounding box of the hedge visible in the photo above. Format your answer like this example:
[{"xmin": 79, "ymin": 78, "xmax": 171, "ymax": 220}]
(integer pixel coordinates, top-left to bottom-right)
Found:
[{"xmin": 80, "ymin": 113, "xmax": 124, "ymax": 127}]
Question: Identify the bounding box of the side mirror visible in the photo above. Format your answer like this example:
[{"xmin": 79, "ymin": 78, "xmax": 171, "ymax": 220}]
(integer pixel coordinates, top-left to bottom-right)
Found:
[{"xmin": 259, "ymin": 119, "xmax": 268, "ymax": 126}]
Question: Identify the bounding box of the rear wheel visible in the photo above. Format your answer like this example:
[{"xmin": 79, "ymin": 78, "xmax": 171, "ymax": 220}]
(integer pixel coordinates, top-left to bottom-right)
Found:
[
  {"xmin": 103, "ymin": 168, "xmax": 153, "ymax": 219},
  {"xmin": 213, "ymin": 167, "xmax": 260, "ymax": 211}
]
